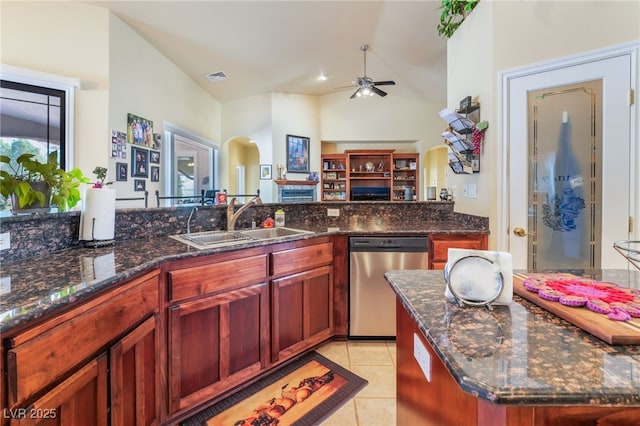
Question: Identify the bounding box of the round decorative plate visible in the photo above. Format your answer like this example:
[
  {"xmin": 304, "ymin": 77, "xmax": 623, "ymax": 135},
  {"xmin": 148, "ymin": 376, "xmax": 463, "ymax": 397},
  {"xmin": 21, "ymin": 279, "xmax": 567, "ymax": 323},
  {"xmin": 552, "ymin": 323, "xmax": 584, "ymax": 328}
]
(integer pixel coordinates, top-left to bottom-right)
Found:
[{"xmin": 444, "ymin": 255, "xmax": 504, "ymax": 307}]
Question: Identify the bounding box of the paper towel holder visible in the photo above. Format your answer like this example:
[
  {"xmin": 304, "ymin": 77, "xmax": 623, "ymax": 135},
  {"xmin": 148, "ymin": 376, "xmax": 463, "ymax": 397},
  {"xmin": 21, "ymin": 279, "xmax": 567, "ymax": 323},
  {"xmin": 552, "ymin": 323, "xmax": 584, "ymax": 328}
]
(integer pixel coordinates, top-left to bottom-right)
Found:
[{"xmin": 83, "ymin": 218, "xmax": 115, "ymax": 248}]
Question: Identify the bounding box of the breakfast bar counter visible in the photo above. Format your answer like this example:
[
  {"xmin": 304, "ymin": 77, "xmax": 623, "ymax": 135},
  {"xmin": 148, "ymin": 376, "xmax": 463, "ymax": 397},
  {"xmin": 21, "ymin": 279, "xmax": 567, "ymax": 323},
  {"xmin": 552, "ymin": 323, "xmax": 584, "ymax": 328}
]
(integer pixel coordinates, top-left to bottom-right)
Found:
[{"xmin": 385, "ymin": 269, "xmax": 640, "ymax": 426}]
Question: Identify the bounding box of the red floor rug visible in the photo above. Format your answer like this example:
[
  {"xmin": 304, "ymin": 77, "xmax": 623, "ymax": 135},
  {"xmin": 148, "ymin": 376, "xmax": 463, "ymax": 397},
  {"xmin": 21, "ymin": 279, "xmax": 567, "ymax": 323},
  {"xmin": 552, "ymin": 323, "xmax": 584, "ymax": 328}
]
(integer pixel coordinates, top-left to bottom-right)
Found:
[{"xmin": 181, "ymin": 351, "xmax": 367, "ymax": 426}]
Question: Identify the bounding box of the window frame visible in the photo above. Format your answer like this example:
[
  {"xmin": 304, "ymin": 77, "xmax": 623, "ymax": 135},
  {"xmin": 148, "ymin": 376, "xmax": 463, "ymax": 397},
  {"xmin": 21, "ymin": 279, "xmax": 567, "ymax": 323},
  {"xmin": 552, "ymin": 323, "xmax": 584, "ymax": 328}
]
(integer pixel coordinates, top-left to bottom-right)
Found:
[{"xmin": 0, "ymin": 65, "xmax": 79, "ymax": 169}]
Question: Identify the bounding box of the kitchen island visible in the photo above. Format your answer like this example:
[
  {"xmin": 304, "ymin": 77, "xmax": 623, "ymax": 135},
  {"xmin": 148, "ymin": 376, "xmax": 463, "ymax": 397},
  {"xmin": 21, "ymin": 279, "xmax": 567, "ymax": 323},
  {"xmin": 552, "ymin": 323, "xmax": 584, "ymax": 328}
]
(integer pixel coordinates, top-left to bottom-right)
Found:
[{"xmin": 386, "ymin": 269, "xmax": 640, "ymax": 426}]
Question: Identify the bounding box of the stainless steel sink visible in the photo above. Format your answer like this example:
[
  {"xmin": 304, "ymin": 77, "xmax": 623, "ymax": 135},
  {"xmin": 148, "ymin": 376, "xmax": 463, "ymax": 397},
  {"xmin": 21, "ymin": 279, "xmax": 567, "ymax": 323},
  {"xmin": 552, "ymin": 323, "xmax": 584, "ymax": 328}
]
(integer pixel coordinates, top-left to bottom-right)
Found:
[
  {"xmin": 170, "ymin": 230, "xmax": 251, "ymax": 249},
  {"xmin": 171, "ymin": 227, "xmax": 313, "ymax": 249},
  {"xmin": 236, "ymin": 227, "xmax": 313, "ymax": 240}
]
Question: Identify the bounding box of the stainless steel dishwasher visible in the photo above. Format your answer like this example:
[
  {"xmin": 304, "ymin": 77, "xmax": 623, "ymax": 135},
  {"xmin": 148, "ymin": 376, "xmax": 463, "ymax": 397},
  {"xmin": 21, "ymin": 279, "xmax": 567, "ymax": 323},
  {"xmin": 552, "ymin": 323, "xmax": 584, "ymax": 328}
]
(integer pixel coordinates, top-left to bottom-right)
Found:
[{"xmin": 349, "ymin": 236, "xmax": 429, "ymax": 338}]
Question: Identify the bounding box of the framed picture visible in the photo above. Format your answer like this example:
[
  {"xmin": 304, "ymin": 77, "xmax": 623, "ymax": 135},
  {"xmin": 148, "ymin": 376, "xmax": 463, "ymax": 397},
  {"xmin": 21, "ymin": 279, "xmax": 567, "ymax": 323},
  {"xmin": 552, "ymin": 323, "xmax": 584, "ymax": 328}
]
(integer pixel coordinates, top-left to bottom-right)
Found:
[
  {"xmin": 131, "ymin": 146, "xmax": 149, "ymax": 177},
  {"xmin": 260, "ymin": 164, "xmax": 272, "ymax": 180},
  {"xmin": 134, "ymin": 179, "xmax": 146, "ymax": 192},
  {"xmin": 127, "ymin": 113, "xmax": 153, "ymax": 147},
  {"xmin": 116, "ymin": 162, "xmax": 128, "ymax": 181},
  {"xmin": 151, "ymin": 166, "xmax": 160, "ymax": 182},
  {"xmin": 150, "ymin": 150, "xmax": 160, "ymax": 164},
  {"xmin": 286, "ymin": 134, "xmax": 309, "ymax": 173}
]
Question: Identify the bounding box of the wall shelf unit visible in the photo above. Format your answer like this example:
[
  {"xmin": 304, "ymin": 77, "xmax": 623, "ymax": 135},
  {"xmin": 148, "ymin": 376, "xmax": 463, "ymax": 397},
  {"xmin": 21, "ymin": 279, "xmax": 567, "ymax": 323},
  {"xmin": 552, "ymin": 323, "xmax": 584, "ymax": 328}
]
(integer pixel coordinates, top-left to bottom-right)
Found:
[
  {"xmin": 321, "ymin": 150, "xmax": 419, "ymax": 201},
  {"xmin": 321, "ymin": 154, "xmax": 348, "ymax": 201},
  {"xmin": 439, "ymin": 97, "xmax": 482, "ymax": 174}
]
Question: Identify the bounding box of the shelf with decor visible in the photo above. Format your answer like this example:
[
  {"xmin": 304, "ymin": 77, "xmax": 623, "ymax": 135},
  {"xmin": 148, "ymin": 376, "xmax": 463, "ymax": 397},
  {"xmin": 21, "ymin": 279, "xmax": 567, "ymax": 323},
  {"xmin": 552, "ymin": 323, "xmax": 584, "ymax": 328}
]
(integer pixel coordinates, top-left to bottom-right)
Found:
[
  {"xmin": 321, "ymin": 150, "xmax": 419, "ymax": 202},
  {"xmin": 321, "ymin": 154, "xmax": 349, "ymax": 201},
  {"xmin": 345, "ymin": 150, "xmax": 393, "ymax": 201},
  {"xmin": 392, "ymin": 153, "xmax": 419, "ymax": 201},
  {"xmin": 439, "ymin": 96, "xmax": 487, "ymax": 174}
]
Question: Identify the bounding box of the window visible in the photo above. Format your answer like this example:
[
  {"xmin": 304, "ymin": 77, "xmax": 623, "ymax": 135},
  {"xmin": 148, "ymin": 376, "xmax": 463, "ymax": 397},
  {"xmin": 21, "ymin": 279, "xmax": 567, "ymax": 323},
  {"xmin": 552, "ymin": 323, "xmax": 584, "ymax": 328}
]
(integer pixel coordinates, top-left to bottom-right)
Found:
[
  {"xmin": 0, "ymin": 80, "xmax": 67, "ymax": 168},
  {"xmin": 0, "ymin": 66, "xmax": 77, "ymax": 175}
]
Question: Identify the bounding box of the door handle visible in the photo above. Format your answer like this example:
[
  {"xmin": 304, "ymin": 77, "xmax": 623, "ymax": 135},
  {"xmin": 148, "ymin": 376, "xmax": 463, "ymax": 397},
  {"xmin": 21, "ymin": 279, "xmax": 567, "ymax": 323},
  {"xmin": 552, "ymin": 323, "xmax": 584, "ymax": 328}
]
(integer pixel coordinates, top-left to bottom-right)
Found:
[{"xmin": 513, "ymin": 227, "xmax": 535, "ymax": 237}]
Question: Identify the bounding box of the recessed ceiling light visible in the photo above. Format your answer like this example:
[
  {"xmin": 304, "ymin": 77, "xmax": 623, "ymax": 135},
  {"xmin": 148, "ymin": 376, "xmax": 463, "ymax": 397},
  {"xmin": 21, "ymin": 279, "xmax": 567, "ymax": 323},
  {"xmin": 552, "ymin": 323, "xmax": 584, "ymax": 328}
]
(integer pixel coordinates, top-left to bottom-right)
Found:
[
  {"xmin": 206, "ymin": 71, "xmax": 228, "ymax": 83},
  {"xmin": 317, "ymin": 73, "xmax": 327, "ymax": 81}
]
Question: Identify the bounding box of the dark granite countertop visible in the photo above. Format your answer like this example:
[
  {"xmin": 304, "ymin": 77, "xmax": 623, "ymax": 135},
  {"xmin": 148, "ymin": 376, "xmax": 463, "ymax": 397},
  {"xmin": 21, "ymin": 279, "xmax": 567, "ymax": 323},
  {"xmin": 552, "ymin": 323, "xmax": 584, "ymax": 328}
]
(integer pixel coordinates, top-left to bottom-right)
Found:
[
  {"xmin": 0, "ymin": 221, "xmax": 485, "ymax": 333},
  {"xmin": 385, "ymin": 269, "xmax": 640, "ymax": 406}
]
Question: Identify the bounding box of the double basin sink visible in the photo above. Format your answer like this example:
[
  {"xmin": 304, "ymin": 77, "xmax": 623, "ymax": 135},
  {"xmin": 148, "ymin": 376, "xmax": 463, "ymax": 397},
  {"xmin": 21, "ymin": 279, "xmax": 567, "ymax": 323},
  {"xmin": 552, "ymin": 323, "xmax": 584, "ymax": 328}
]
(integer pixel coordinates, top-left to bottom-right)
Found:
[{"xmin": 170, "ymin": 227, "xmax": 313, "ymax": 250}]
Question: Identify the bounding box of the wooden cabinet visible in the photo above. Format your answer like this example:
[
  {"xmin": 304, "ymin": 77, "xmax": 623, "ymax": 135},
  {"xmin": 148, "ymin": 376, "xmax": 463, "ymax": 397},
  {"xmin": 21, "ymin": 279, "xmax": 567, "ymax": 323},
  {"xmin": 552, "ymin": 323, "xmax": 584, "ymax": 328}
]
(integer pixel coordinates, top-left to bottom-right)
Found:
[
  {"xmin": 397, "ymin": 299, "xmax": 640, "ymax": 425},
  {"xmin": 321, "ymin": 154, "xmax": 348, "ymax": 201},
  {"xmin": 428, "ymin": 233, "xmax": 488, "ymax": 269},
  {"xmin": 110, "ymin": 315, "xmax": 160, "ymax": 426},
  {"xmin": 9, "ymin": 354, "xmax": 109, "ymax": 426},
  {"xmin": 166, "ymin": 252, "xmax": 269, "ymax": 414},
  {"xmin": 321, "ymin": 150, "xmax": 419, "ymax": 201},
  {"xmin": 392, "ymin": 153, "xmax": 419, "ymax": 201},
  {"xmin": 270, "ymin": 241, "xmax": 334, "ymax": 363},
  {"xmin": 3, "ymin": 270, "xmax": 160, "ymax": 425},
  {"xmin": 347, "ymin": 150, "xmax": 393, "ymax": 201}
]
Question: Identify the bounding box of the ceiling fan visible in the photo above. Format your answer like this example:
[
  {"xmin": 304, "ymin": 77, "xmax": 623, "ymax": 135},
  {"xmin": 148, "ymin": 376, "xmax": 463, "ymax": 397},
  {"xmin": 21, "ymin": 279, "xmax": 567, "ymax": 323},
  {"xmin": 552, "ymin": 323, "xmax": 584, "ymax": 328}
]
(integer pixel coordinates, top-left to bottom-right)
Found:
[{"xmin": 342, "ymin": 44, "xmax": 396, "ymax": 99}]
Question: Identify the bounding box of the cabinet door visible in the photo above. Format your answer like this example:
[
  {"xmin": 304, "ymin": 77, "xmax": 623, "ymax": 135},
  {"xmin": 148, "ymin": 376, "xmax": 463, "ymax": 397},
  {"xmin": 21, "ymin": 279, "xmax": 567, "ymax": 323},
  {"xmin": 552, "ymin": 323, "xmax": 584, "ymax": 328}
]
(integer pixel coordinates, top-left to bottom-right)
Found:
[
  {"xmin": 6, "ymin": 270, "xmax": 159, "ymax": 408},
  {"xmin": 429, "ymin": 234, "xmax": 488, "ymax": 270},
  {"xmin": 168, "ymin": 282, "xmax": 269, "ymax": 414},
  {"xmin": 110, "ymin": 315, "xmax": 160, "ymax": 426},
  {"xmin": 271, "ymin": 265, "xmax": 333, "ymax": 363},
  {"xmin": 10, "ymin": 354, "xmax": 108, "ymax": 426}
]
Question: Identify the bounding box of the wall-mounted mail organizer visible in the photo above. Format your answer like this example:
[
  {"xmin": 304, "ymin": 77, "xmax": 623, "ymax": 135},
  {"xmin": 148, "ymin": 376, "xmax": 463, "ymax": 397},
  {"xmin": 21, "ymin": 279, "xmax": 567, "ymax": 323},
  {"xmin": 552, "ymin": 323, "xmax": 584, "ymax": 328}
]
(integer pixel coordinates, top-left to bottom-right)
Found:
[{"xmin": 439, "ymin": 96, "xmax": 484, "ymax": 174}]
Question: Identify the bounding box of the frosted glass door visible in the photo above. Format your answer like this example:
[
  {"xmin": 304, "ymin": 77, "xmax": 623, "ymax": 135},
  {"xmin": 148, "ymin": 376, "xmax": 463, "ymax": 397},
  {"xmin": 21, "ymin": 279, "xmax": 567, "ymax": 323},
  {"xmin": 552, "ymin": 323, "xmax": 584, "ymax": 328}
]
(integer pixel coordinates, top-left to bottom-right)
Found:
[{"xmin": 527, "ymin": 81, "xmax": 602, "ymax": 271}]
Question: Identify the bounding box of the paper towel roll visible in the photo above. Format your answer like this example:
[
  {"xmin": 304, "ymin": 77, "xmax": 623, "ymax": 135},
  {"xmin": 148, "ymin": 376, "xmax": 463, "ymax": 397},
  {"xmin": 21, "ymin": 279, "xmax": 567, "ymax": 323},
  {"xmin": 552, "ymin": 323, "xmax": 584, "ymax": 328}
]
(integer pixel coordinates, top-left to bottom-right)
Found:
[{"xmin": 80, "ymin": 188, "xmax": 116, "ymax": 241}]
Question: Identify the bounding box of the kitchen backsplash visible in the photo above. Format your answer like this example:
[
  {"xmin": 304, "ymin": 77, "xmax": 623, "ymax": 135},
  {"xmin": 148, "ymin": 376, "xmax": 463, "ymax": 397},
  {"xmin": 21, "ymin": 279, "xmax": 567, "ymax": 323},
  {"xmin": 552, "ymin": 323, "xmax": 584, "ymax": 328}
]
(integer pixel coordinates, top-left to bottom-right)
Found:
[{"xmin": 0, "ymin": 201, "xmax": 488, "ymax": 262}]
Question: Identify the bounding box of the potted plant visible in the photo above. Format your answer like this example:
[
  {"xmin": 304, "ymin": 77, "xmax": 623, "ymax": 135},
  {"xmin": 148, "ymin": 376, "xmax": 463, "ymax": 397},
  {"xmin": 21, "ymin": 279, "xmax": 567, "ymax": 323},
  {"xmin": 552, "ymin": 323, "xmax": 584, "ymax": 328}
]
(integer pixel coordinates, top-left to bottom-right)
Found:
[
  {"xmin": 437, "ymin": 0, "xmax": 479, "ymax": 38},
  {"xmin": 0, "ymin": 151, "xmax": 88, "ymax": 213}
]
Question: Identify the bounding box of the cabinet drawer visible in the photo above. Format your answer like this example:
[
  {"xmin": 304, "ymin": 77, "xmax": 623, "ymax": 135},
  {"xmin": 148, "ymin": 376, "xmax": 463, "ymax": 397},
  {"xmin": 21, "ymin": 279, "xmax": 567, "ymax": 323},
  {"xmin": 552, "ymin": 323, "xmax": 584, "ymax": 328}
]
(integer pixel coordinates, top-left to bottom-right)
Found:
[
  {"xmin": 7, "ymin": 271, "xmax": 159, "ymax": 407},
  {"xmin": 169, "ymin": 254, "xmax": 268, "ymax": 301},
  {"xmin": 271, "ymin": 242, "xmax": 333, "ymax": 278},
  {"xmin": 432, "ymin": 238, "xmax": 484, "ymax": 261}
]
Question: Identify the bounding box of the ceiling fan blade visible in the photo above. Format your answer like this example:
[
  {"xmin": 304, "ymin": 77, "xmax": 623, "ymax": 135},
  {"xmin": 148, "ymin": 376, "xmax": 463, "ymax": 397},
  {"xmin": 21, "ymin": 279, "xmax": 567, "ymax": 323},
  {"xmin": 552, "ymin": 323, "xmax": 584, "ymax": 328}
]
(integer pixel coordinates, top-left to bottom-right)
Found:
[
  {"xmin": 371, "ymin": 86, "xmax": 388, "ymax": 97},
  {"xmin": 350, "ymin": 89, "xmax": 360, "ymax": 99},
  {"xmin": 373, "ymin": 80, "xmax": 396, "ymax": 86}
]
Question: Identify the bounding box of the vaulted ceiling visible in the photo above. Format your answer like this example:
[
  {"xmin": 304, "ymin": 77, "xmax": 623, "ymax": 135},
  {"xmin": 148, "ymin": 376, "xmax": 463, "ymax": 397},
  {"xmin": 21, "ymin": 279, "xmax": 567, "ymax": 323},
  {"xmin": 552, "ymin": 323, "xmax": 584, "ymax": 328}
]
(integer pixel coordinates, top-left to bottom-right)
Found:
[{"xmin": 89, "ymin": 1, "xmax": 448, "ymax": 104}]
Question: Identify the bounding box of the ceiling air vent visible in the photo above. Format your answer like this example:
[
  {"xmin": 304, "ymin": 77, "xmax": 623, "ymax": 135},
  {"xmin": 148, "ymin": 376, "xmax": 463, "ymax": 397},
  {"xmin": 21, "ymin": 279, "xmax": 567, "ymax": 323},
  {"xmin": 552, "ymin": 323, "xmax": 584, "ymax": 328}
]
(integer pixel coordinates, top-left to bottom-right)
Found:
[{"xmin": 206, "ymin": 71, "xmax": 229, "ymax": 83}]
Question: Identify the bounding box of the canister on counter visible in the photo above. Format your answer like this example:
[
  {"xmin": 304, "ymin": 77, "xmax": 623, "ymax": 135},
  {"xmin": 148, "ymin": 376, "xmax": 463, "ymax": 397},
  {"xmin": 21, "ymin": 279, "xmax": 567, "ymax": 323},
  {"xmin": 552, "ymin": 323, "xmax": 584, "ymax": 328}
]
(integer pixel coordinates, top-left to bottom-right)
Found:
[{"xmin": 275, "ymin": 209, "xmax": 285, "ymax": 227}]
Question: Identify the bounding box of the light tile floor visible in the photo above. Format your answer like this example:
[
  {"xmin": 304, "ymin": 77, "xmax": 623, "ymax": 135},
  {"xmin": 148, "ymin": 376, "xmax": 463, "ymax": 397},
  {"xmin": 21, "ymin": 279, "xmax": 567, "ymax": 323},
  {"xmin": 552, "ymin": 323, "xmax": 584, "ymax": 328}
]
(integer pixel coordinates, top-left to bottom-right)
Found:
[{"xmin": 316, "ymin": 340, "xmax": 396, "ymax": 426}]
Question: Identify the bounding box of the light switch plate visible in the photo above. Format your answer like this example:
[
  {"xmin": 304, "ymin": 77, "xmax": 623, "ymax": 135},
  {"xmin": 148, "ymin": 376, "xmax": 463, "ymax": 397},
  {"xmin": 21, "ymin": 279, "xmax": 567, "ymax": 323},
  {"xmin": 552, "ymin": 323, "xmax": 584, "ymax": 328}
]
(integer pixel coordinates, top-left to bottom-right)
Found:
[
  {"xmin": 468, "ymin": 184, "xmax": 477, "ymax": 199},
  {"xmin": 414, "ymin": 333, "xmax": 431, "ymax": 382}
]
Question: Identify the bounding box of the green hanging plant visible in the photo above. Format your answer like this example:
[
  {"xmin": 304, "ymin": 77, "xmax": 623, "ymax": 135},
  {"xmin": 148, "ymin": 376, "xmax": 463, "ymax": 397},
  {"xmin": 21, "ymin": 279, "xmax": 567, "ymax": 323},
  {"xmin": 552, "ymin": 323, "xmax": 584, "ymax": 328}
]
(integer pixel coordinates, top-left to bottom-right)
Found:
[{"xmin": 437, "ymin": 0, "xmax": 480, "ymax": 38}]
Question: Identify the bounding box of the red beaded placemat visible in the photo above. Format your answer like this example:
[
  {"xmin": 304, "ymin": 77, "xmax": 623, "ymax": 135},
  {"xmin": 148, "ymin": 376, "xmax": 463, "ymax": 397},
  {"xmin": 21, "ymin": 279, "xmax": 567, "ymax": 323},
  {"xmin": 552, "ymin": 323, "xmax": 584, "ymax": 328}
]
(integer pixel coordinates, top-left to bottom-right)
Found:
[{"xmin": 513, "ymin": 272, "xmax": 640, "ymax": 345}]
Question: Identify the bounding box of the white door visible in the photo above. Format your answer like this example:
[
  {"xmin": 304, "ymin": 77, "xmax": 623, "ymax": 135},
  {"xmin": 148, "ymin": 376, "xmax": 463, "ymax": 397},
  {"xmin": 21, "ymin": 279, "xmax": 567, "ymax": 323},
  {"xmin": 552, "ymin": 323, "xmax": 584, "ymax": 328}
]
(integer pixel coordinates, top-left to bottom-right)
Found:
[{"xmin": 505, "ymin": 49, "xmax": 635, "ymax": 269}]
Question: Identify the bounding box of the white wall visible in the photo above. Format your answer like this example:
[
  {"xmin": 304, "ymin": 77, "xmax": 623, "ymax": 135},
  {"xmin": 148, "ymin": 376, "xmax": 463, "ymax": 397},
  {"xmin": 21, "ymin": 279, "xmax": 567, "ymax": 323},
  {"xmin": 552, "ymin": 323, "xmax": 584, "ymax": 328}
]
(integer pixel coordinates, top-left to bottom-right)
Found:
[
  {"xmin": 1, "ymin": 1, "xmax": 110, "ymax": 174},
  {"xmin": 108, "ymin": 14, "xmax": 222, "ymax": 204},
  {"xmin": 221, "ymin": 94, "xmax": 273, "ymax": 199},
  {"xmin": 1, "ymin": 2, "xmax": 222, "ymax": 208},
  {"xmin": 447, "ymin": 0, "xmax": 640, "ymax": 248}
]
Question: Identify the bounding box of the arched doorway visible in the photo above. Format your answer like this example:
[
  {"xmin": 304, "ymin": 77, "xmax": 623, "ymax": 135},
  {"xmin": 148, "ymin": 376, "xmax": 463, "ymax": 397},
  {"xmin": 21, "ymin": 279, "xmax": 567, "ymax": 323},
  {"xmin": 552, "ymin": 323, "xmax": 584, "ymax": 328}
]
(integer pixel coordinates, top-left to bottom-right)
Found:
[
  {"xmin": 424, "ymin": 145, "xmax": 448, "ymax": 199},
  {"xmin": 227, "ymin": 136, "xmax": 260, "ymax": 199}
]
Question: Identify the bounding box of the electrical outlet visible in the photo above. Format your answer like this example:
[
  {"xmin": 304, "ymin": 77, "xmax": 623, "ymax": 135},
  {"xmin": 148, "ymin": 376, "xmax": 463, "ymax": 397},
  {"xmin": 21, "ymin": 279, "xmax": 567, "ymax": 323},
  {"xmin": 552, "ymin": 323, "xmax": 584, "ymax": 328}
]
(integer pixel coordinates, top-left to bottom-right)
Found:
[
  {"xmin": 0, "ymin": 232, "xmax": 10, "ymax": 251},
  {"xmin": 0, "ymin": 276, "xmax": 10, "ymax": 295},
  {"xmin": 327, "ymin": 208, "xmax": 340, "ymax": 217},
  {"xmin": 462, "ymin": 184, "xmax": 468, "ymax": 198},
  {"xmin": 413, "ymin": 333, "xmax": 431, "ymax": 382}
]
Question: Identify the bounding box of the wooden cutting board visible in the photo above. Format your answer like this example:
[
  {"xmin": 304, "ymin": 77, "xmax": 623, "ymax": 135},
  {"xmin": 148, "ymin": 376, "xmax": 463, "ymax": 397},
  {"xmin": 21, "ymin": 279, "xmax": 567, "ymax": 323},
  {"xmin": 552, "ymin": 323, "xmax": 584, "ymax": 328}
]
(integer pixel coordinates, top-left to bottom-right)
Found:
[{"xmin": 513, "ymin": 273, "xmax": 640, "ymax": 345}]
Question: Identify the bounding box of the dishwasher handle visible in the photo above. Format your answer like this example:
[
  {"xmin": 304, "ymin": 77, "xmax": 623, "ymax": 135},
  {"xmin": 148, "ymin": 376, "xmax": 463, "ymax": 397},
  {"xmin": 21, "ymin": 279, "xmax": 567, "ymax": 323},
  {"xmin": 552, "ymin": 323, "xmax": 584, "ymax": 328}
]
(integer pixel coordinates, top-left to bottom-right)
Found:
[{"xmin": 349, "ymin": 236, "xmax": 428, "ymax": 252}]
